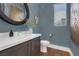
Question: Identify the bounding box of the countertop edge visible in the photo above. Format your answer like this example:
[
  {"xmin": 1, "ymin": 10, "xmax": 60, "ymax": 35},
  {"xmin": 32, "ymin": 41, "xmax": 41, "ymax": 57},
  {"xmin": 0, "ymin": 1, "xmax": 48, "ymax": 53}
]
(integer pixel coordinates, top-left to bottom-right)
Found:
[{"xmin": 0, "ymin": 34, "xmax": 41, "ymax": 51}]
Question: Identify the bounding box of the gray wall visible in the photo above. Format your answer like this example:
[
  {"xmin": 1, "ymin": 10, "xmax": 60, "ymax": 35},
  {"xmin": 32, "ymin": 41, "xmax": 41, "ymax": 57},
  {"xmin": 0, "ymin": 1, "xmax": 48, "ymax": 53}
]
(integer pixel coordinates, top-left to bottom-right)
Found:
[
  {"xmin": 0, "ymin": 3, "xmax": 39, "ymax": 32},
  {"xmin": 38, "ymin": 3, "xmax": 79, "ymax": 56}
]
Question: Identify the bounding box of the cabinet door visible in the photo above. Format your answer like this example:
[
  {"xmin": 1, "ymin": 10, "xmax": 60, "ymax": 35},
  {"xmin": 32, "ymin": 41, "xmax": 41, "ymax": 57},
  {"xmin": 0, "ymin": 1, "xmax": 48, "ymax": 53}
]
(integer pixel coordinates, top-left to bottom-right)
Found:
[
  {"xmin": 0, "ymin": 52, "xmax": 9, "ymax": 56},
  {"xmin": 30, "ymin": 37, "xmax": 40, "ymax": 56},
  {"xmin": 12, "ymin": 42, "xmax": 29, "ymax": 56},
  {"xmin": 0, "ymin": 41, "xmax": 28, "ymax": 56},
  {"xmin": 0, "ymin": 37, "xmax": 40, "ymax": 56}
]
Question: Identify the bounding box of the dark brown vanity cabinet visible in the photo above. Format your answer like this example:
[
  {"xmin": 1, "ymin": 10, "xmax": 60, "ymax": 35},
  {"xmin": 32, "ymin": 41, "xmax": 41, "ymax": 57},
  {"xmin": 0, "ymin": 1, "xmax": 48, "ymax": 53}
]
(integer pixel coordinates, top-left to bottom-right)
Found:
[
  {"xmin": 0, "ymin": 37, "xmax": 40, "ymax": 56},
  {"xmin": 30, "ymin": 37, "xmax": 40, "ymax": 56}
]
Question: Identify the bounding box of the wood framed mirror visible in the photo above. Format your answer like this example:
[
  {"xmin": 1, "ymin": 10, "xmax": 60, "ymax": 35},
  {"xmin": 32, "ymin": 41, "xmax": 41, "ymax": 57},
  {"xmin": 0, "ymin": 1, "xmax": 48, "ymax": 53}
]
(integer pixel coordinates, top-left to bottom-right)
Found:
[
  {"xmin": 0, "ymin": 3, "xmax": 29, "ymax": 25},
  {"xmin": 71, "ymin": 4, "xmax": 79, "ymax": 45}
]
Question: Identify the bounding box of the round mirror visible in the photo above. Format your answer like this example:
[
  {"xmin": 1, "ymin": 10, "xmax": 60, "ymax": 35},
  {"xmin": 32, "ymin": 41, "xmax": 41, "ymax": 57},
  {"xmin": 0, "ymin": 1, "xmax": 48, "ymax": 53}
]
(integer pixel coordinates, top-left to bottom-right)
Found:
[{"xmin": 0, "ymin": 3, "xmax": 29, "ymax": 25}]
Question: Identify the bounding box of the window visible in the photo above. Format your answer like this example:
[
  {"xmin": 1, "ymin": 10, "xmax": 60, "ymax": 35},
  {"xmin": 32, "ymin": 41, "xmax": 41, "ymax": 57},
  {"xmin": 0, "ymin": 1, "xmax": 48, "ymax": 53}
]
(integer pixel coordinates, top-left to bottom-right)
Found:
[{"xmin": 54, "ymin": 4, "xmax": 67, "ymax": 26}]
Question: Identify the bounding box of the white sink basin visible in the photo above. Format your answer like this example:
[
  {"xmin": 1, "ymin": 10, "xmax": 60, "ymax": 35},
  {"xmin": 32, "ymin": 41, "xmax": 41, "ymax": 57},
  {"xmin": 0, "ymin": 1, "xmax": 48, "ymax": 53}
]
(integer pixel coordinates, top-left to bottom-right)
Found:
[{"xmin": 0, "ymin": 32, "xmax": 41, "ymax": 51}]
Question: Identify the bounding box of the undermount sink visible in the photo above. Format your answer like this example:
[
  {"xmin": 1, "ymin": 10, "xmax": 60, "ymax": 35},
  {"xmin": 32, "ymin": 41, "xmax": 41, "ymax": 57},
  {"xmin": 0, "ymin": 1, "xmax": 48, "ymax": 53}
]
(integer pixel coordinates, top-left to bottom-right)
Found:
[
  {"xmin": 0, "ymin": 32, "xmax": 41, "ymax": 42},
  {"xmin": 0, "ymin": 32, "xmax": 41, "ymax": 51},
  {"xmin": 0, "ymin": 31, "xmax": 33, "ymax": 40}
]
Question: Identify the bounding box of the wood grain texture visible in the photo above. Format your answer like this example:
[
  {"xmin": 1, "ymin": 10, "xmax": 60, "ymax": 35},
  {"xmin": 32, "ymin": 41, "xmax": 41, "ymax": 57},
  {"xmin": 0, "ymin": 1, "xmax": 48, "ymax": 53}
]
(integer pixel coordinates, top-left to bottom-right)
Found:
[
  {"xmin": 71, "ymin": 28, "xmax": 79, "ymax": 45},
  {"xmin": 0, "ymin": 37, "xmax": 40, "ymax": 56},
  {"xmin": 40, "ymin": 47, "xmax": 71, "ymax": 56},
  {"xmin": 71, "ymin": 4, "xmax": 79, "ymax": 45}
]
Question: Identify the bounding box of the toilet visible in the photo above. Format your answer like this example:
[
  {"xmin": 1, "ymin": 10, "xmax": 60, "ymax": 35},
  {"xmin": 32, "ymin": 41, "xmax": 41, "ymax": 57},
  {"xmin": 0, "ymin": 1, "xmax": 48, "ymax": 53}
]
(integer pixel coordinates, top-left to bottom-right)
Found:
[{"xmin": 40, "ymin": 40, "xmax": 50, "ymax": 53}]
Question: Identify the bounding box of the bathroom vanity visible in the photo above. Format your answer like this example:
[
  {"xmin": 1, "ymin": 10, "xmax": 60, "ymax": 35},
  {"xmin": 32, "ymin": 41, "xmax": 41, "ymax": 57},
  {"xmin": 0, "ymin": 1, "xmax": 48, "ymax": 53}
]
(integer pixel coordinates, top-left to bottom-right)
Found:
[{"xmin": 0, "ymin": 34, "xmax": 41, "ymax": 56}]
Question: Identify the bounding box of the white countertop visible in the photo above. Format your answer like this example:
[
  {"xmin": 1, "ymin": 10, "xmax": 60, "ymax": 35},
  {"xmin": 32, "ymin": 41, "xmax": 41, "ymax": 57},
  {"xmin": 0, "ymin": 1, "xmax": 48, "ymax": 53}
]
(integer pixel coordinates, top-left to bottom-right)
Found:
[{"xmin": 0, "ymin": 33, "xmax": 41, "ymax": 51}]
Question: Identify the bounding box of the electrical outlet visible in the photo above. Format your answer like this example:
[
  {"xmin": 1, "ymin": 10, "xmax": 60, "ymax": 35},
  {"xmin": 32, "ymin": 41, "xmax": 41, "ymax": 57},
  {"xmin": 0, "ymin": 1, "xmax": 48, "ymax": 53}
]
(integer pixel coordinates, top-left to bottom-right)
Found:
[
  {"xmin": 49, "ymin": 34, "xmax": 52, "ymax": 37},
  {"xmin": 49, "ymin": 33, "xmax": 53, "ymax": 38}
]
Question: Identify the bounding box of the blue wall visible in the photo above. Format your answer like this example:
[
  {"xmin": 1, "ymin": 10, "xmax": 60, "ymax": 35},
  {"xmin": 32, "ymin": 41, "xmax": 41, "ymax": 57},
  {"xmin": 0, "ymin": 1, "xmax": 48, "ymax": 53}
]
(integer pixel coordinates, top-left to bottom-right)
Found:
[
  {"xmin": 0, "ymin": 3, "xmax": 39, "ymax": 32},
  {"xmin": 38, "ymin": 3, "xmax": 79, "ymax": 56},
  {"xmin": 0, "ymin": 3, "xmax": 79, "ymax": 55},
  {"xmin": 28, "ymin": 3, "xmax": 39, "ymax": 33},
  {"xmin": 39, "ymin": 3, "xmax": 70, "ymax": 47}
]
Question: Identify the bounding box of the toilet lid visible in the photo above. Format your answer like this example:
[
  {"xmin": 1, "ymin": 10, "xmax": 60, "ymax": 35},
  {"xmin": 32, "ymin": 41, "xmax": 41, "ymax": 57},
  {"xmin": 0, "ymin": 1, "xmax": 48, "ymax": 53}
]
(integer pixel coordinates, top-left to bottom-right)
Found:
[{"xmin": 41, "ymin": 40, "xmax": 50, "ymax": 44}]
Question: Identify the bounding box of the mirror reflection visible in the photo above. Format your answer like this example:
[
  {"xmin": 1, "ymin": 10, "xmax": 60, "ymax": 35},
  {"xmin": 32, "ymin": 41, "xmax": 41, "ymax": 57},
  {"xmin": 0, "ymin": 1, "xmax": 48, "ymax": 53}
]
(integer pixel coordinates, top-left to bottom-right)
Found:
[{"xmin": 1, "ymin": 3, "xmax": 26, "ymax": 22}]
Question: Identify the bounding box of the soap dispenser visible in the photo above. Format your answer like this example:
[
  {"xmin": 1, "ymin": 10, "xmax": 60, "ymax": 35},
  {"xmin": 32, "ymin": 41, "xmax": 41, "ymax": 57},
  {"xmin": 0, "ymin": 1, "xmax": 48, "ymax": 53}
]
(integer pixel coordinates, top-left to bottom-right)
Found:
[{"xmin": 9, "ymin": 30, "xmax": 14, "ymax": 37}]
